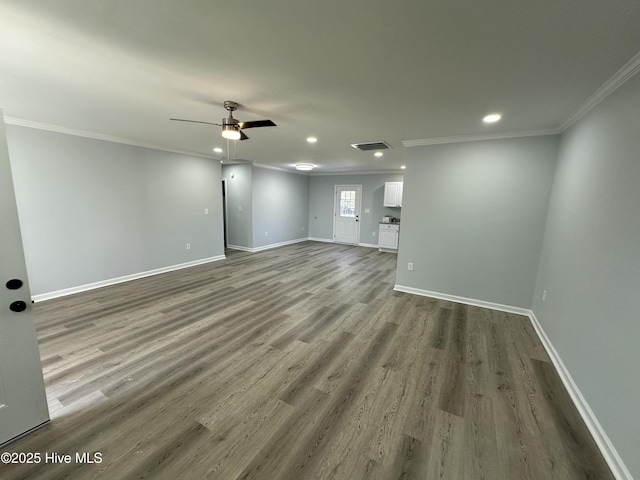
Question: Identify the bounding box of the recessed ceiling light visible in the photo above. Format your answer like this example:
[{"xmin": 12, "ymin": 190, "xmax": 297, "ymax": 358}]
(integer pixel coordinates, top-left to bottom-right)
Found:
[
  {"xmin": 483, "ymin": 113, "xmax": 502, "ymax": 124},
  {"xmin": 295, "ymin": 163, "xmax": 314, "ymax": 171},
  {"xmin": 213, "ymin": 147, "xmax": 223, "ymax": 153},
  {"xmin": 374, "ymin": 151, "xmax": 383, "ymax": 157},
  {"xmin": 306, "ymin": 136, "xmax": 318, "ymax": 144},
  {"xmin": 401, "ymin": 165, "xmax": 406, "ymax": 170}
]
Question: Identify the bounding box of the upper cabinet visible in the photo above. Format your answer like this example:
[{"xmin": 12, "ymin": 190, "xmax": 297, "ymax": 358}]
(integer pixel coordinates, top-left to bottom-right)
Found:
[{"xmin": 383, "ymin": 182, "xmax": 403, "ymax": 207}]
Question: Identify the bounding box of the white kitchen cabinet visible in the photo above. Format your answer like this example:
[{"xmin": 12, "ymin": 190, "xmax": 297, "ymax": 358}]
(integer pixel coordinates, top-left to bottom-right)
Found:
[
  {"xmin": 383, "ymin": 182, "xmax": 403, "ymax": 207},
  {"xmin": 379, "ymin": 223, "xmax": 400, "ymax": 252}
]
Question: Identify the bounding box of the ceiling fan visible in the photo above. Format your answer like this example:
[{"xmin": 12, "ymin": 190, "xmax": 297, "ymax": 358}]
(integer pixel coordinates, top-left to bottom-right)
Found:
[{"xmin": 170, "ymin": 100, "xmax": 276, "ymax": 141}]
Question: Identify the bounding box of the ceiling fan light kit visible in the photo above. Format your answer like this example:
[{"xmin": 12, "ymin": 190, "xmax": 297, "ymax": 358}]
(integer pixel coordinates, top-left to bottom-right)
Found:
[{"xmin": 221, "ymin": 123, "xmax": 241, "ymax": 140}]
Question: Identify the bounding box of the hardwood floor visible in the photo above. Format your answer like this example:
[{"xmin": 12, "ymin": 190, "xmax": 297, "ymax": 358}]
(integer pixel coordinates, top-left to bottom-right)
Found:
[{"xmin": 0, "ymin": 242, "xmax": 613, "ymax": 479}]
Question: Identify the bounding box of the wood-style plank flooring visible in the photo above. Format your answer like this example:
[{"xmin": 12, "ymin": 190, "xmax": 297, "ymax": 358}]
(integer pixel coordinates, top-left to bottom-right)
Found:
[{"xmin": 1, "ymin": 242, "xmax": 613, "ymax": 479}]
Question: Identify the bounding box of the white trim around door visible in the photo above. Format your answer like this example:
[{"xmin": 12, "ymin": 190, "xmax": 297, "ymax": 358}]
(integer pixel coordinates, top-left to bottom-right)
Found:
[{"xmin": 333, "ymin": 184, "xmax": 362, "ymax": 245}]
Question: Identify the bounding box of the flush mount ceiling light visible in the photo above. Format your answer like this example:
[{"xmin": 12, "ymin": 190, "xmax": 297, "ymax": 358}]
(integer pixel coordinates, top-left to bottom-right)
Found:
[
  {"xmin": 213, "ymin": 147, "xmax": 223, "ymax": 153},
  {"xmin": 295, "ymin": 164, "xmax": 314, "ymax": 171},
  {"xmin": 483, "ymin": 113, "xmax": 502, "ymax": 124},
  {"xmin": 306, "ymin": 136, "xmax": 318, "ymax": 143},
  {"xmin": 374, "ymin": 151, "xmax": 383, "ymax": 157},
  {"xmin": 401, "ymin": 165, "xmax": 406, "ymax": 170}
]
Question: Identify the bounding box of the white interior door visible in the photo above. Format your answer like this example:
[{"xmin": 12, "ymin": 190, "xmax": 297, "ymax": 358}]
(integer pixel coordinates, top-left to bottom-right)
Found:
[
  {"xmin": 333, "ymin": 185, "xmax": 362, "ymax": 245},
  {"xmin": 0, "ymin": 111, "xmax": 49, "ymax": 445}
]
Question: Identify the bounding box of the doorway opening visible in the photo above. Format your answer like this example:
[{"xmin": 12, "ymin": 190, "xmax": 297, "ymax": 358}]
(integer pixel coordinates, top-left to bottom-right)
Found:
[{"xmin": 221, "ymin": 179, "xmax": 228, "ymax": 249}]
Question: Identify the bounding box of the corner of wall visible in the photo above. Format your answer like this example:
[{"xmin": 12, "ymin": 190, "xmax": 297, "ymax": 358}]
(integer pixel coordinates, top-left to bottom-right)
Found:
[{"xmin": 527, "ymin": 310, "xmax": 633, "ymax": 480}]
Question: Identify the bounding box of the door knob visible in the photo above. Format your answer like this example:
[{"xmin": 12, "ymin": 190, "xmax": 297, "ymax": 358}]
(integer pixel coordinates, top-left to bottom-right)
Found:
[
  {"xmin": 6, "ymin": 279, "xmax": 23, "ymax": 290},
  {"xmin": 9, "ymin": 301, "xmax": 27, "ymax": 313}
]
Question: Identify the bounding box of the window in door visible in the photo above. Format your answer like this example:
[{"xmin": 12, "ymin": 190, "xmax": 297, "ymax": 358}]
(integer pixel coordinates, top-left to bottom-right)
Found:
[{"xmin": 339, "ymin": 190, "xmax": 356, "ymax": 217}]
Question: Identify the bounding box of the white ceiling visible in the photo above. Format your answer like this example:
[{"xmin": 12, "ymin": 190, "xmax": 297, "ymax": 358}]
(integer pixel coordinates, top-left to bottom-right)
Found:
[{"xmin": 1, "ymin": 1, "xmax": 640, "ymax": 173}]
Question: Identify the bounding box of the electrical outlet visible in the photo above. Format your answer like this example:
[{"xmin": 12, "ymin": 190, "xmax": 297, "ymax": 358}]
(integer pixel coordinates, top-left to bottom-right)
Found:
[
  {"xmin": 542, "ymin": 289, "xmax": 547, "ymax": 302},
  {"xmin": 265, "ymin": 231, "xmax": 268, "ymax": 237},
  {"xmin": 407, "ymin": 262, "xmax": 414, "ymax": 271},
  {"xmin": 186, "ymin": 243, "xmax": 191, "ymax": 250},
  {"xmin": 204, "ymin": 208, "xmax": 209, "ymax": 215},
  {"xmin": 238, "ymin": 206, "xmax": 243, "ymax": 212}
]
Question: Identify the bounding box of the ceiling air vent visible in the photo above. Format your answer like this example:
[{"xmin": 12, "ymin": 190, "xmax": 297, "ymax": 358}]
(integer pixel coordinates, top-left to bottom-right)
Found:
[{"xmin": 350, "ymin": 141, "xmax": 392, "ymax": 151}]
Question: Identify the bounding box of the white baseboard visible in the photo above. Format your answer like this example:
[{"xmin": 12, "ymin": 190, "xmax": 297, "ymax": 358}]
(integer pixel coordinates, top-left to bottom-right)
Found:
[
  {"xmin": 308, "ymin": 237, "xmax": 334, "ymax": 243},
  {"xmin": 527, "ymin": 312, "xmax": 632, "ymax": 480},
  {"xmin": 307, "ymin": 237, "xmax": 380, "ymax": 249},
  {"xmin": 227, "ymin": 244, "xmax": 253, "ymax": 252},
  {"xmin": 394, "ymin": 283, "xmax": 631, "ymax": 479},
  {"xmin": 393, "ymin": 284, "xmax": 531, "ymax": 316},
  {"xmin": 227, "ymin": 237, "xmax": 309, "ymax": 253},
  {"xmin": 32, "ymin": 255, "xmax": 226, "ymax": 303},
  {"xmin": 252, "ymin": 237, "xmax": 309, "ymax": 252},
  {"xmin": 230, "ymin": 237, "xmax": 379, "ymax": 251}
]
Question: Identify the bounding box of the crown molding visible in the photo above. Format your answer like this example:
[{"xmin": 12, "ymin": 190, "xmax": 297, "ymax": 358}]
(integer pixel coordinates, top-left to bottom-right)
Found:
[
  {"xmin": 250, "ymin": 162, "xmax": 405, "ymax": 176},
  {"xmin": 9, "ymin": 49, "xmax": 640, "ymax": 162},
  {"xmin": 558, "ymin": 50, "xmax": 640, "ymax": 132},
  {"xmin": 3, "ymin": 117, "xmax": 218, "ymax": 160},
  {"xmin": 252, "ymin": 162, "xmax": 305, "ymax": 175},
  {"xmin": 402, "ymin": 127, "xmax": 560, "ymax": 148},
  {"xmin": 404, "ymin": 49, "xmax": 640, "ymax": 148},
  {"xmin": 309, "ymin": 169, "xmax": 405, "ymax": 176}
]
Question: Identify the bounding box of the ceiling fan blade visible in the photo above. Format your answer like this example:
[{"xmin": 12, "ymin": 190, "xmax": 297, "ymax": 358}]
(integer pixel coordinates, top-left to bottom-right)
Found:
[
  {"xmin": 239, "ymin": 130, "xmax": 249, "ymax": 141},
  {"xmin": 170, "ymin": 118, "xmax": 222, "ymax": 126},
  {"xmin": 238, "ymin": 119, "xmax": 276, "ymax": 129}
]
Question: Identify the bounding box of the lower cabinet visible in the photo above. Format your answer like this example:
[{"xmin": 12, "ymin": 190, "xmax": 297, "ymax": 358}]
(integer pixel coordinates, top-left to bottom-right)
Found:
[{"xmin": 378, "ymin": 223, "xmax": 400, "ymax": 252}]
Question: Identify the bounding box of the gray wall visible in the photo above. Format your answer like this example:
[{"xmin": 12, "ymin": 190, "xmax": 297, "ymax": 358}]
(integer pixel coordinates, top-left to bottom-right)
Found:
[
  {"xmin": 396, "ymin": 136, "xmax": 558, "ymax": 308},
  {"xmin": 222, "ymin": 164, "xmax": 310, "ymax": 250},
  {"xmin": 532, "ymin": 73, "xmax": 640, "ymax": 477},
  {"xmin": 222, "ymin": 163, "xmax": 253, "ymax": 248},
  {"xmin": 252, "ymin": 167, "xmax": 309, "ymax": 248},
  {"xmin": 308, "ymin": 173, "xmax": 404, "ymax": 244},
  {"xmin": 7, "ymin": 126, "xmax": 224, "ymax": 296}
]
